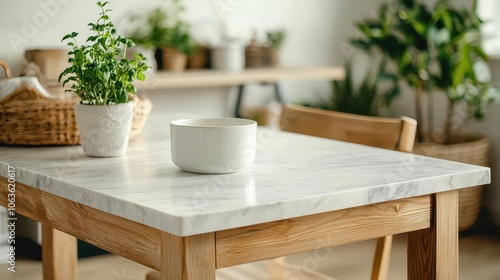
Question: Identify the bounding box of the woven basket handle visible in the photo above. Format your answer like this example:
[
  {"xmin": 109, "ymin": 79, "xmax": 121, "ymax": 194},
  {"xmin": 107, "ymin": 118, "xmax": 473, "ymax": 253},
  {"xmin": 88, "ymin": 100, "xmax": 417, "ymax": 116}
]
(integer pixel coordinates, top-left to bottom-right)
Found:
[{"xmin": 0, "ymin": 60, "xmax": 12, "ymax": 79}]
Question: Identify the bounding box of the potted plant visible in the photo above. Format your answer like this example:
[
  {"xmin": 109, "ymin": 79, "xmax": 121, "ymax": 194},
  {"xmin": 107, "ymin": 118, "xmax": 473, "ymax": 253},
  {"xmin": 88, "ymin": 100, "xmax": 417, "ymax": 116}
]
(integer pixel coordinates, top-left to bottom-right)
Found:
[
  {"xmin": 128, "ymin": 1, "xmax": 196, "ymax": 72},
  {"xmin": 59, "ymin": 1, "xmax": 149, "ymax": 157},
  {"xmin": 309, "ymin": 60, "xmax": 398, "ymax": 117},
  {"xmin": 156, "ymin": 0, "xmax": 196, "ymax": 72},
  {"xmin": 127, "ymin": 7, "xmax": 169, "ymax": 71},
  {"xmin": 352, "ymin": 0, "xmax": 500, "ymax": 230},
  {"xmin": 266, "ymin": 29, "xmax": 287, "ymax": 67},
  {"xmin": 162, "ymin": 20, "xmax": 196, "ymax": 71},
  {"xmin": 187, "ymin": 44, "xmax": 209, "ymax": 69}
]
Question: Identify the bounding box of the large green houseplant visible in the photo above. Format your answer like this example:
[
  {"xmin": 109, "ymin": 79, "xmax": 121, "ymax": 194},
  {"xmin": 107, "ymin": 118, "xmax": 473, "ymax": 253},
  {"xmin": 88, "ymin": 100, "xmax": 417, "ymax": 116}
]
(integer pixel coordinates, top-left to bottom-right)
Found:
[
  {"xmin": 352, "ymin": 0, "xmax": 499, "ymax": 230},
  {"xmin": 352, "ymin": 0, "xmax": 498, "ymax": 143},
  {"xmin": 315, "ymin": 60, "xmax": 398, "ymax": 117},
  {"xmin": 59, "ymin": 1, "xmax": 149, "ymax": 157}
]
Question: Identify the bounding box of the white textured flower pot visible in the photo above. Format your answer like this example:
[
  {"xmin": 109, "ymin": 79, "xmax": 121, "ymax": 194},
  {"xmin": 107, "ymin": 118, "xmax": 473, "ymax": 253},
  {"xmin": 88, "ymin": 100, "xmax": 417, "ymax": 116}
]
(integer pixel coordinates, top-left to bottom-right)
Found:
[{"xmin": 74, "ymin": 102, "xmax": 134, "ymax": 157}]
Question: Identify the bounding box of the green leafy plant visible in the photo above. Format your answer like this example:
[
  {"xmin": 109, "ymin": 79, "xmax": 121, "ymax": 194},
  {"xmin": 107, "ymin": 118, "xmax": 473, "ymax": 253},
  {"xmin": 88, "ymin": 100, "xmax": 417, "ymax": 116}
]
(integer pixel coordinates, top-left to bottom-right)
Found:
[
  {"xmin": 128, "ymin": 8, "xmax": 169, "ymax": 49},
  {"xmin": 311, "ymin": 61, "xmax": 397, "ymax": 117},
  {"xmin": 59, "ymin": 1, "xmax": 149, "ymax": 105},
  {"xmin": 128, "ymin": 1, "xmax": 196, "ymax": 55},
  {"xmin": 163, "ymin": 21, "xmax": 196, "ymax": 55},
  {"xmin": 267, "ymin": 29, "xmax": 287, "ymax": 49},
  {"xmin": 352, "ymin": 0, "xmax": 499, "ymax": 143}
]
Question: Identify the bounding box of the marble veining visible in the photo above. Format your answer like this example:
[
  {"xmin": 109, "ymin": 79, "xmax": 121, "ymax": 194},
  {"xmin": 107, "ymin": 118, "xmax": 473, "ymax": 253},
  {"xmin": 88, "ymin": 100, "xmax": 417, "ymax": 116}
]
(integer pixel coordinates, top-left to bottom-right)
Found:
[{"xmin": 0, "ymin": 114, "xmax": 490, "ymax": 236}]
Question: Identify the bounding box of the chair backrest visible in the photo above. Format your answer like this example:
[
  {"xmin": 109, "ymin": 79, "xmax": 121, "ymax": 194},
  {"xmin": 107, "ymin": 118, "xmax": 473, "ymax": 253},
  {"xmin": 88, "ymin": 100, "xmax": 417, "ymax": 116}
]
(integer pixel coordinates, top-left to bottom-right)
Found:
[{"xmin": 280, "ymin": 104, "xmax": 417, "ymax": 153}]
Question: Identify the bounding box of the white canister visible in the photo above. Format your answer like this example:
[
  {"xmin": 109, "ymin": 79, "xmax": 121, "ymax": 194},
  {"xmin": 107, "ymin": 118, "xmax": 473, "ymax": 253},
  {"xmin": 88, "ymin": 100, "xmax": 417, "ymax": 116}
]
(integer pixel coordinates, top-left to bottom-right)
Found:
[{"xmin": 211, "ymin": 45, "xmax": 245, "ymax": 72}]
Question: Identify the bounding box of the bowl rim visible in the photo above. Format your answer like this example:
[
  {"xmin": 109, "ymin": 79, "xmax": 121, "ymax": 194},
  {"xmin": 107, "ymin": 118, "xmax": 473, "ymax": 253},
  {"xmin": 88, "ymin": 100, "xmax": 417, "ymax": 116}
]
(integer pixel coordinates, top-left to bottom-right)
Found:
[{"xmin": 171, "ymin": 118, "xmax": 256, "ymax": 128}]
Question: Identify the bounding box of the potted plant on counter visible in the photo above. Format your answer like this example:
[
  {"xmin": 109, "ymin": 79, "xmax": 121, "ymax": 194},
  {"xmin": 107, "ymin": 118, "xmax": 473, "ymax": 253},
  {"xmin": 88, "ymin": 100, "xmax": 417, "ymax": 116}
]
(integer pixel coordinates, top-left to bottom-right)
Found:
[
  {"xmin": 352, "ymin": 0, "xmax": 500, "ymax": 230},
  {"xmin": 59, "ymin": 1, "xmax": 149, "ymax": 157}
]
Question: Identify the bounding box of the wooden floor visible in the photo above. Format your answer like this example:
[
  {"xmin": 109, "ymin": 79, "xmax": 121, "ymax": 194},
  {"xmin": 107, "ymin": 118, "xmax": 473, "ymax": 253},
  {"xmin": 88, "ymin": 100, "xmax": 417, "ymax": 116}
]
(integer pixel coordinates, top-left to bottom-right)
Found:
[{"xmin": 1, "ymin": 232, "xmax": 499, "ymax": 280}]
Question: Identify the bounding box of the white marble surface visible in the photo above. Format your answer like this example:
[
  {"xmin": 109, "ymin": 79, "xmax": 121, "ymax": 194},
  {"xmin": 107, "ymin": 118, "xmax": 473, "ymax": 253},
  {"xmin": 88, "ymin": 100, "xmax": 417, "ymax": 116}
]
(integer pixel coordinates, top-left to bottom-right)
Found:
[{"xmin": 0, "ymin": 113, "xmax": 490, "ymax": 236}]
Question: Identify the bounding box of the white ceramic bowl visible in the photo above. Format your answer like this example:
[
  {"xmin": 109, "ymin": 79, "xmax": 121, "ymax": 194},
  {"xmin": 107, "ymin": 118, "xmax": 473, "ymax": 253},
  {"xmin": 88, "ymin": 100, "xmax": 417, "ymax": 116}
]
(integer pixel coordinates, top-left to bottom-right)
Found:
[{"xmin": 170, "ymin": 118, "xmax": 257, "ymax": 174}]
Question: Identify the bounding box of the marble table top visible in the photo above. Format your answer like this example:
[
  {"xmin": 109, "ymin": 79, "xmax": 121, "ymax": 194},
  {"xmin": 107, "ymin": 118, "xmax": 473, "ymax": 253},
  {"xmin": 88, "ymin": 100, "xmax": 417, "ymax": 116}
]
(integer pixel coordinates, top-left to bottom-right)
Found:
[{"xmin": 0, "ymin": 114, "xmax": 490, "ymax": 236}]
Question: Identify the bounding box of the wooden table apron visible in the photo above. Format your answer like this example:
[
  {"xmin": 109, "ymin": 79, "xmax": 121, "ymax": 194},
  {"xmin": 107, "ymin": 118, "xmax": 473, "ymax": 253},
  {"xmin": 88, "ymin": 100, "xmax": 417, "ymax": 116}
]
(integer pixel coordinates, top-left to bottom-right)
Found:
[{"xmin": 0, "ymin": 176, "xmax": 458, "ymax": 280}]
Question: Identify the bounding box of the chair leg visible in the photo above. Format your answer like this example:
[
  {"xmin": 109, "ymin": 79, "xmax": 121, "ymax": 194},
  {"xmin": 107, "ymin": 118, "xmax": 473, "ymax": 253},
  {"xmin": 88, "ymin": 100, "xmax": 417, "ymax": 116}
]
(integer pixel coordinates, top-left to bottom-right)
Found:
[
  {"xmin": 268, "ymin": 256, "xmax": 287, "ymax": 280},
  {"xmin": 146, "ymin": 270, "xmax": 160, "ymax": 280},
  {"xmin": 371, "ymin": 235, "xmax": 393, "ymax": 280}
]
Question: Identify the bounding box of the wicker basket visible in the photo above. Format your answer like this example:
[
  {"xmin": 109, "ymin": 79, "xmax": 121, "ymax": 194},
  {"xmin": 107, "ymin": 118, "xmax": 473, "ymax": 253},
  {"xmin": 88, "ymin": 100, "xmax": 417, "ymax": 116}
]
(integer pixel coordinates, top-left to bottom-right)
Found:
[
  {"xmin": 0, "ymin": 86, "xmax": 80, "ymax": 145},
  {"xmin": 0, "ymin": 60, "xmax": 12, "ymax": 80},
  {"xmin": 0, "ymin": 87, "xmax": 152, "ymax": 145},
  {"xmin": 0, "ymin": 60, "xmax": 152, "ymax": 146},
  {"xmin": 414, "ymin": 135, "xmax": 489, "ymax": 231},
  {"xmin": 129, "ymin": 94, "xmax": 152, "ymax": 140}
]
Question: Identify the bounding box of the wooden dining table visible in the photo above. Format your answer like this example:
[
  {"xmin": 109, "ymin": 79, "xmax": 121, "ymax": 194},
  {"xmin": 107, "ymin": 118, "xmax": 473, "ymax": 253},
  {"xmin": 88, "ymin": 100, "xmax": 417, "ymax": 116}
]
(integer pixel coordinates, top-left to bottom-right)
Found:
[{"xmin": 0, "ymin": 112, "xmax": 490, "ymax": 280}]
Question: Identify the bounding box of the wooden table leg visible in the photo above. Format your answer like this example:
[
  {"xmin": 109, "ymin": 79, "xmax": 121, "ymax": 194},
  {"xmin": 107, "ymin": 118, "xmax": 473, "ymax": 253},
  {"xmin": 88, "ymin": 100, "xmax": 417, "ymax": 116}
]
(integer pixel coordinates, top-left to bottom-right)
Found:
[
  {"xmin": 408, "ymin": 190, "xmax": 459, "ymax": 280},
  {"xmin": 161, "ymin": 231, "xmax": 216, "ymax": 280},
  {"xmin": 42, "ymin": 224, "xmax": 78, "ymax": 280}
]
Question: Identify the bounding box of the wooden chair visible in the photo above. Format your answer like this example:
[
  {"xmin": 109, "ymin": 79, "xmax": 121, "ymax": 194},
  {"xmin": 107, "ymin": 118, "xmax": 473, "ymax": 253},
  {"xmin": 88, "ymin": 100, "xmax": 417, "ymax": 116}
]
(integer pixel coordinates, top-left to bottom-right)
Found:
[{"xmin": 279, "ymin": 104, "xmax": 417, "ymax": 280}]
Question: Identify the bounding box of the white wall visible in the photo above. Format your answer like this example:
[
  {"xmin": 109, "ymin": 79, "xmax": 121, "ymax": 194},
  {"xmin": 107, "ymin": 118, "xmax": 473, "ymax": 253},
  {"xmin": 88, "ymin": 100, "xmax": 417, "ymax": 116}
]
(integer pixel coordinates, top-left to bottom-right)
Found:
[
  {"xmin": 1, "ymin": 0, "xmax": 499, "ymax": 225},
  {"xmin": 0, "ymin": 0, "xmax": 386, "ymax": 108}
]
